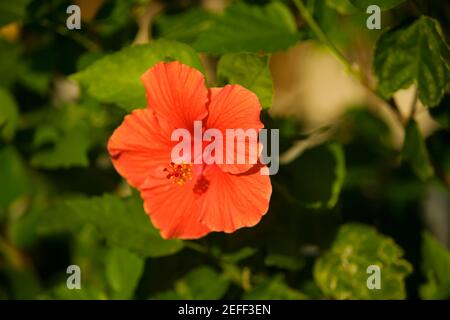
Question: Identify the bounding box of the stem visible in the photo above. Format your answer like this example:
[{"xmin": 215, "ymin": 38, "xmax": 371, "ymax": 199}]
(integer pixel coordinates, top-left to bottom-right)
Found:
[
  {"xmin": 54, "ymin": 25, "xmax": 100, "ymax": 52},
  {"xmin": 293, "ymin": 0, "xmax": 361, "ymax": 81},
  {"xmin": 184, "ymin": 241, "xmax": 209, "ymax": 254},
  {"xmin": 293, "ymin": 0, "xmax": 405, "ymax": 126}
]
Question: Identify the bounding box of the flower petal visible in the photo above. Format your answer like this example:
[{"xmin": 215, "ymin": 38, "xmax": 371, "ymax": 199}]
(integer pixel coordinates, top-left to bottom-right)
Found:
[
  {"xmin": 140, "ymin": 165, "xmax": 210, "ymax": 239},
  {"xmin": 141, "ymin": 61, "xmax": 208, "ymax": 130},
  {"xmin": 206, "ymin": 85, "xmax": 264, "ymax": 174},
  {"xmin": 108, "ymin": 108, "xmax": 172, "ymax": 189},
  {"xmin": 199, "ymin": 164, "xmax": 272, "ymax": 233}
]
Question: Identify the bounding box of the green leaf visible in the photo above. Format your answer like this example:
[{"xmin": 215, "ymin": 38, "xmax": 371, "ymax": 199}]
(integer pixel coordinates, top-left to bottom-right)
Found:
[
  {"xmin": 282, "ymin": 143, "xmax": 346, "ymax": 208},
  {"xmin": 48, "ymin": 283, "xmax": 107, "ymax": 300},
  {"xmin": 155, "ymin": 8, "xmax": 213, "ymax": 45},
  {"xmin": 314, "ymin": 223, "xmax": 413, "ymax": 299},
  {"xmin": 0, "ymin": 146, "xmax": 28, "ymax": 213},
  {"xmin": 106, "ymin": 247, "xmax": 145, "ymax": 299},
  {"xmin": 420, "ymin": 231, "xmax": 450, "ymax": 299},
  {"xmin": 326, "ymin": 0, "xmax": 357, "ymax": 14},
  {"xmin": 402, "ymin": 120, "xmax": 434, "ymax": 180},
  {"xmin": 152, "ymin": 266, "xmax": 229, "ymax": 300},
  {"xmin": 374, "ymin": 16, "xmax": 450, "ymax": 107},
  {"xmin": 217, "ymin": 53, "xmax": 273, "ymax": 109},
  {"xmin": 349, "ymin": 0, "xmax": 405, "ymax": 11},
  {"xmin": 0, "ymin": 87, "xmax": 18, "ymax": 141},
  {"xmin": 0, "ymin": 0, "xmax": 31, "ymax": 27},
  {"xmin": 38, "ymin": 194, "xmax": 183, "ymax": 258},
  {"xmin": 243, "ymin": 275, "xmax": 308, "ymax": 300},
  {"xmin": 72, "ymin": 40, "xmax": 204, "ymax": 111},
  {"xmin": 31, "ymin": 125, "xmax": 91, "ymax": 169},
  {"xmin": 193, "ymin": 2, "xmax": 301, "ymax": 54},
  {"xmin": 30, "ymin": 103, "xmax": 108, "ymax": 169}
]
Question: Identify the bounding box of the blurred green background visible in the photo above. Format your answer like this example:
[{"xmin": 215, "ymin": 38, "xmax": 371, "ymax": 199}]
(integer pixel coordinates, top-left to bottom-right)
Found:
[{"xmin": 0, "ymin": 0, "xmax": 449, "ymax": 300}]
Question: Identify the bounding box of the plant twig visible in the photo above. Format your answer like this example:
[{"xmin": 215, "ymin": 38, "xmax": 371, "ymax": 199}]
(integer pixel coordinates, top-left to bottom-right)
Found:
[{"xmin": 293, "ymin": 0, "xmax": 405, "ymax": 127}]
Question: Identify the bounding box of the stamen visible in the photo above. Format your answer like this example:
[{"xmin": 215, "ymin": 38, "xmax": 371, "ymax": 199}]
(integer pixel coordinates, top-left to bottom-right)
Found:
[{"xmin": 164, "ymin": 162, "xmax": 193, "ymax": 185}]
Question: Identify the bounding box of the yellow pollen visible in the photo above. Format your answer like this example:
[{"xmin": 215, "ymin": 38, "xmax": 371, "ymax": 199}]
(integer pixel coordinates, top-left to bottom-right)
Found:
[{"xmin": 164, "ymin": 162, "xmax": 193, "ymax": 185}]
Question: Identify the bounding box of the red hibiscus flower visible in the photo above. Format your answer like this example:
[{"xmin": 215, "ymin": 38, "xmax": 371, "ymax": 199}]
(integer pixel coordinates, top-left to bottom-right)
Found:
[{"xmin": 108, "ymin": 61, "xmax": 272, "ymax": 239}]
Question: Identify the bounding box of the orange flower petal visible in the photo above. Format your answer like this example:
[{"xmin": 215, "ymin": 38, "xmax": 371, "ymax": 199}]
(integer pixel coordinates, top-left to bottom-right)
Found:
[
  {"xmin": 199, "ymin": 164, "xmax": 272, "ymax": 233},
  {"xmin": 108, "ymin": 108, "xmax": 172, "ymax": 189},
  {"xmin": 140, "ymin": 165, "xmax": 210, "ymax": 239},
  {"xmin": 141, "ymin": 61, "xmax": 208, "ymax": 130},
  {"xmin": 206, "ymin": 85, "xmax": 264, "ymax": 174}
]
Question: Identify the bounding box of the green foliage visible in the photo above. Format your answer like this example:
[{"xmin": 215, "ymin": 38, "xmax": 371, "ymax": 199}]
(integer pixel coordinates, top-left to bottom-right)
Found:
[
  {"xmin": 152, "ymin": 266, "xmax": 229, "ymax": 300},
  {"xmin": 217, "ymin": 53, "xmax": 273, "ymax": 109},
  {"xmin": 0, "ymin": 147, "xmax": 28, "ymax": 213},
  {"xmin": 349, "ymin": 0, "xmax": 405, "ymax": 11},
  {"xmin": 106, "ymin": 247, "xmax": 145, "ymax": 299},
  {"xmin": 264, "ymin": 253, "xmax": 305, "ymax": 271},
  {"xmin": 326, "ymin": 0, "xmax": 357, "ymax": 14},
  {"xmin": 72, "ymin": 40, "xmax": 204, "ymax": 111},
  {"xmin": 314, "ymin": 224, "xmax": 413, "ymax": 299},
  {"xmin": 374, "ymin": 16, "xmax": 450, "ymax": 107},
  {"xmin": 244, "ymin": 275, "xmax": 308, "ymax": 300},
  {"xmin": 402, "ymin": 120, "xmax": 434, "ymax": 180},
  {"xmin": 0, "ymin": 88, "xmax": 18, "ymax": 141},
  {"xmin": 0, "ymin": 0, "xmax": 449, "ymax": 302},
  {"xmin": 38, "ymin": 194, "xmax": 183, "ymax": 258},
  {"xmin": 30, "ymin": 103, "xmax": 105, "ymax": 169},
  {"xmin": 281, "ymin": 143, "xmax": 346, "ymax": 208},
  {"xmin": 420, "ymin": 232, "xmax": 450, "ymax": 299},
  {"xmin": 0, "ymin": 0, "xmax": 31, "ymax": 27},
  {"xmin": 0, "ymin": 39, "xmax": 21, "ymax": 88},
  {"xmin": 155, "ymin": 8, "xmax": 213, "ymax": 45},
  {"xmin": 194, "ymin": 2, "xmax": 301, "ymax": 54}
]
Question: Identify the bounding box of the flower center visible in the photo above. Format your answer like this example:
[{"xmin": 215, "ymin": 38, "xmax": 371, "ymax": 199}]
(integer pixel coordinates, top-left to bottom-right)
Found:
[{"xmin": 164, "ymin": 162, "xmax": 193, "ymax": 185}]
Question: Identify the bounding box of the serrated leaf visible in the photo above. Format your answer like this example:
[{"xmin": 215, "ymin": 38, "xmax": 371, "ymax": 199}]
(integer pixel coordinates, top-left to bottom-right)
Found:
[
  {"xmin": 31, "ymin": 126, "xmax": 91, "ymax": 169},
  {"xmin": 38, "ymin": 194, "xmax": 183, "ymax": 258},
  {"xmin": 402, "ymin": 120, "xmax": 434, "ymax": 180},
  {"xmin": 217, "ymin": 53, "xmax": 273, "ymax": 109},
  {"xmin": 420, "ymin": 231, "xmax": 450, "ymax": 299},
  {"xmin": 0, "ymin": 87, "xmax": 18, "ymax": 141},
  {"xmin": 30, "ymin": 101, "xmax": 108, "ymax": 170},
  {"xmin": 194, "ymin": 2, "xmax": 301, "ymax": 54},
  {"xmin": 314, "ymin": 223, "xmax": 413, "ymax": 299},
  {"xmin": 152, "ymin": 266, "xmax": 229, "ymax": 300},
  {"xmin": 72, "ymin": 40, "xmax": 204, "ymax": 111},
  {"xmin": 349, "ymin": 0, "xmax": 405, "ymax": 11},
  {"xmin": 282, "ymin": 143, "xmax": 346, "ymax": 208},
  {"xmin": 155, "ymin": 8, "xmax": 213, "ymax": 45},
  {"xmin": 243, "ymin": 275, "xmax": 308, "ymax": 300},
  {"xmin": 374, "ymin": 16, "xmax": 450, "ymax": 107},
  {"xmin": 106, "ymin": 247, "xmax": 144, "ymax": 299}
]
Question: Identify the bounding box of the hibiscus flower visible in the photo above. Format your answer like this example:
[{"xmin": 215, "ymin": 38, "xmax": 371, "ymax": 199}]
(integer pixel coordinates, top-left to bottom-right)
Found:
[{"xmin": 108, "ymin": 61, "xmax": 272, "ymax": 239}]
